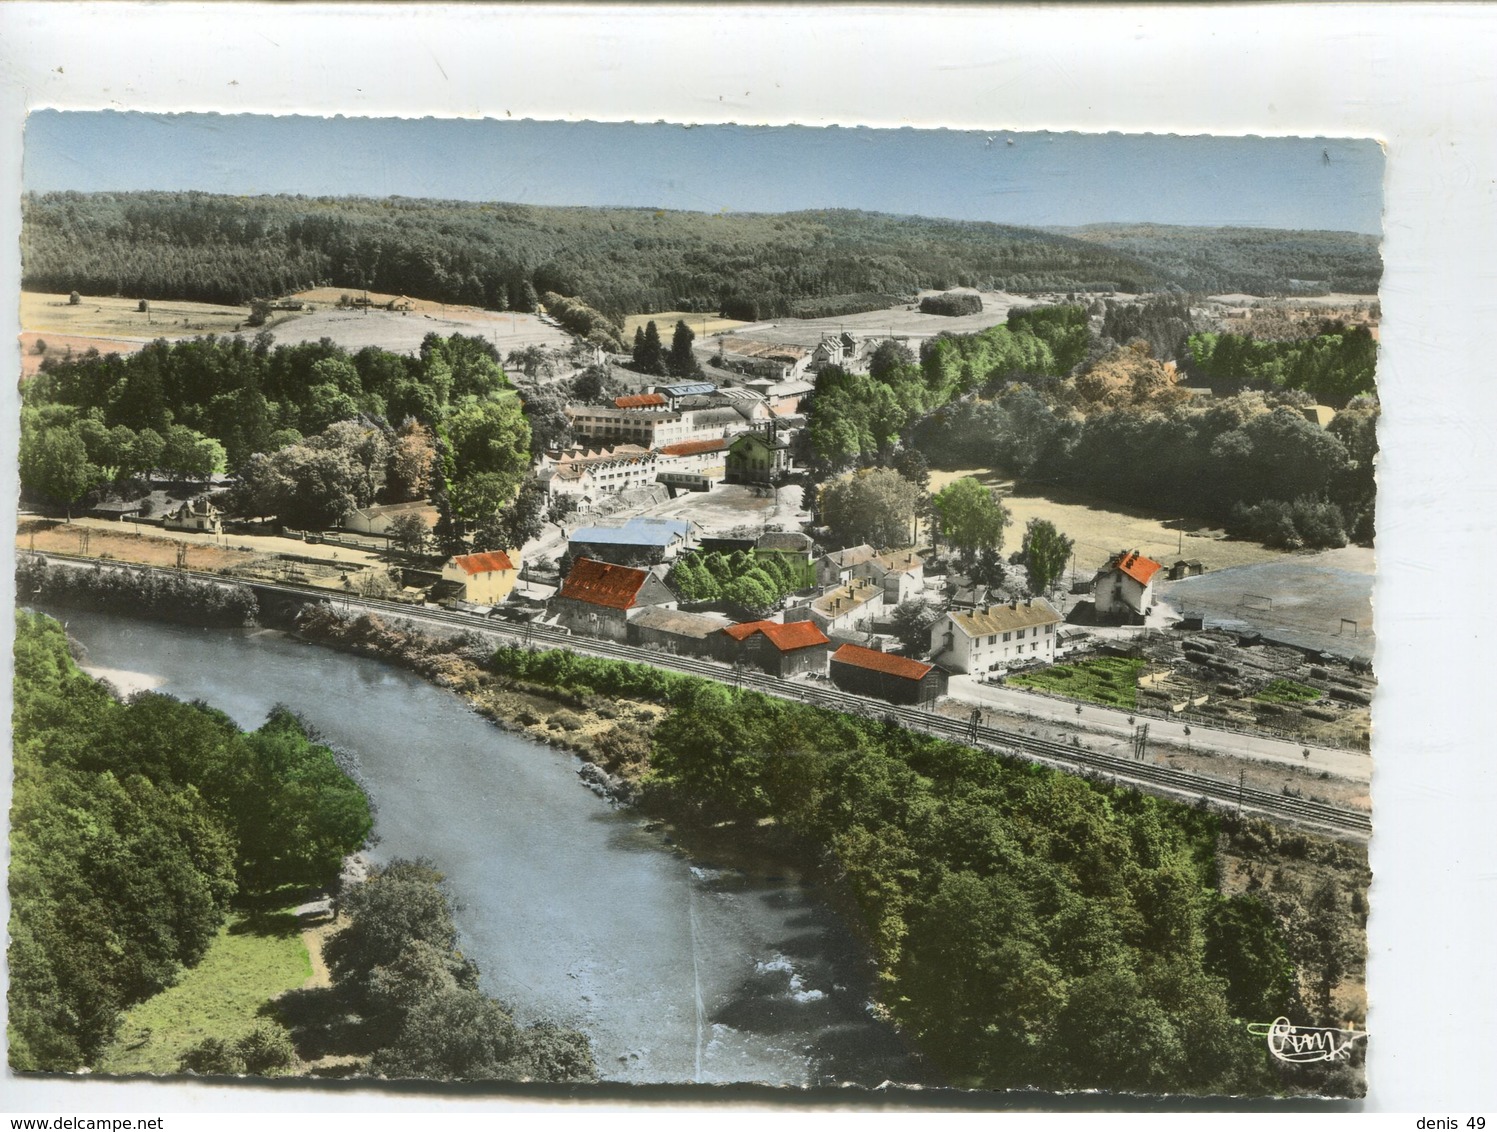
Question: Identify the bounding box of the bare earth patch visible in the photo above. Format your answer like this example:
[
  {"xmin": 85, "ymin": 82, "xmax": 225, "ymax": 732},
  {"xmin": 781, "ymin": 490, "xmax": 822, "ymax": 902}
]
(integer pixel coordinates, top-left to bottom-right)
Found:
[{"xmin": 19, "ymin": 518, "xmax": 257, "ymax": 573}]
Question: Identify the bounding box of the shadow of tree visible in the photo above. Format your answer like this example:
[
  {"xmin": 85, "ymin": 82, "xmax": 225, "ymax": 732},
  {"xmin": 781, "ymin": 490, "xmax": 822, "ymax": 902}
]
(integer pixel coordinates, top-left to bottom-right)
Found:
[{"xmin": 264, "ymin": 986, "xmax": 376, "ymax": 1062}]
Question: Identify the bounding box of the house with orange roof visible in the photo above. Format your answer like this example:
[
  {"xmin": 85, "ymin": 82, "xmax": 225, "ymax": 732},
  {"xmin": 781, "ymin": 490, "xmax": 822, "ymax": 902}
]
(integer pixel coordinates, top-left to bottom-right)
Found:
[
  {"xmin": 442, "ymin": 549, "xmax": 522, "ymax": 605},
  {"xmin": 549, "ymin": 556, "xmax": 678, "ymax": 641},
  {"xmin": 1093, "ymin": 549, "xmax": 1164, "ymax": 621},
  {"xmin": 716, "ymin": 619, "xmax": 831, "ymax": 678},
  {"xmin": 828, "ymin": 643, "xmax": 948, "ymax": 705}
]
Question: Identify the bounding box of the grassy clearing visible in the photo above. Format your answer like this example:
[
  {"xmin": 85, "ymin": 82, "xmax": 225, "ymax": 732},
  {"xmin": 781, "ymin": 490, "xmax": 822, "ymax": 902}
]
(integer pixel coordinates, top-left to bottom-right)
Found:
[
  {"xmin": 1009, "ymin": 656, "xmax": 1147, "ymax": 709},
  {"xmin": 21, "ymin": 291, "xmax": 250, "ymax": 339},
  {"xmin": 94, "ymin": 906, "xmax": 312, "ymax": 1076},
  {"xmin": 622, "ymin": 311, "xmax": 749, "ymax": 338},
  {"xmin": 926, "ymin": 466, "xmax": 1291, "ymax": 575},
  {"xmin": 1255, "ymin": 678, "xmax": 1325, "ymax": 704}
]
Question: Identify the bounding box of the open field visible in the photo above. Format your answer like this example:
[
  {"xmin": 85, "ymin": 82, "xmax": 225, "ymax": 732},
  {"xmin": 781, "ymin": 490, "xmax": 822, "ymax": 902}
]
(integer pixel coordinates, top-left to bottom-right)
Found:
[
  {"xmin": 1159, "ymin": 555, "xmax": 1375, "ymax": 660},
  {"xmin": 21, "ymin": 291, "xmax": 253, "ymax": 339},
  {"xmin": 20, "ymin": 518, "xmax": 259, "ymax": 573},
  {"xmin": 264, "ymin": 304, "xmax": 571, "ymax": 358},
  {"xmin": 94, "ymin": 906, "xmax": 313, "ymax": 1075},
  {"xmin": 721, "ymin": 290, "xmax": 1035, "ymax": 349},
  {"xmin": 19, "ymin": 331, "xmax": 151, "ymax": 378},
  {"xmin": 927, "ymin": 467, "xmax": 1298, "ymax": 575},
  {"xmin": 623, "ymin": 311, "xmax": 748, "ymax": 339}
]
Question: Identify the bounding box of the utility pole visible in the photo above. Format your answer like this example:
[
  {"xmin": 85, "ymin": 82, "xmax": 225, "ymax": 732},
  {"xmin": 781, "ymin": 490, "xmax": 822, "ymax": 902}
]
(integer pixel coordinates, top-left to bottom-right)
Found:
[
  {"xmin": 1132, "ymin": 722, "xmax": 1149, "ymax": 761},
  {"xmin": 1236, "ymin": 769, "xmax": 1246, "ymax": 816}
]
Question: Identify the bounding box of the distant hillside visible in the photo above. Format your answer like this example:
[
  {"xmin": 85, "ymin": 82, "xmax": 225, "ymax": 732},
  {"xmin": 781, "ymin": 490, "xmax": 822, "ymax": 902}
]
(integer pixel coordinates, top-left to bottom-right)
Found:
[
  {"xmin": 22, "ymin": 192, "xmax": 1379, "ymax": 318},
  {"xmin": 1047, "ymin": 223, "xmax": 1381, "ymax": 295}
]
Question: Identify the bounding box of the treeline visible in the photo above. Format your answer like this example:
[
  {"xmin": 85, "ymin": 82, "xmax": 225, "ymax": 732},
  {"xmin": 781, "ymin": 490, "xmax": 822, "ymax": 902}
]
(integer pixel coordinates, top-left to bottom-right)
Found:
[
  {"xmin": 25, "ymin": 192, "xmax": 1183, "ymax": 317},
  {"xmin": 483, "ymin": 646, "xmax": 1318, "ymax": 1095},
  {"xmin": 913, "ymin": 389, "xmax": 1378, "ymax": 548},
  {"xmin": 1049, "ymin": 224, "xmax": 1382, "ymax": 295},
  {"xmin": 1184, "ymin": 327, "xmax": 1379, "ymax": 404},
  {"xmin": 8, "ymin": 611, "xmax": 373, "ymax": 1071},
  {"xmin": 20, "ymin": 557, "xmax": 259, "ymax": 627}
]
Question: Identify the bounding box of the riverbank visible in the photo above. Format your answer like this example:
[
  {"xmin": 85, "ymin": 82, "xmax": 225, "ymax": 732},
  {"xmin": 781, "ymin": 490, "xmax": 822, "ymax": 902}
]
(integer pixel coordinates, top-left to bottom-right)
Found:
[{"xmin": 290, "ymin": 605, "xmax": 835, "ymax": 868}]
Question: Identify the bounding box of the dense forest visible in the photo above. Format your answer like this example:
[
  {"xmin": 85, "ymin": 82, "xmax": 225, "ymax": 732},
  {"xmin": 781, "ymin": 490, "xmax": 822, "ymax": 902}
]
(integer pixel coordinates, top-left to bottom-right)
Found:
[
  {"xmin": 20, "ymin": 332, "xmax": 533, "ymax": 537},
  {"xmin": 8, "ymin": 610, "xmax": 372, "ymax": 1070},
  {"xmin": 484, "ymin": 645, "xmax": 1363, "ymax": 1097},
  {"xmin": 1049, "ymin": 224, "xmax": 1382, "ymax": 295},
  {"xmin": 22, "ymin": 192, "xmax": 1379, "ymax": 318}
]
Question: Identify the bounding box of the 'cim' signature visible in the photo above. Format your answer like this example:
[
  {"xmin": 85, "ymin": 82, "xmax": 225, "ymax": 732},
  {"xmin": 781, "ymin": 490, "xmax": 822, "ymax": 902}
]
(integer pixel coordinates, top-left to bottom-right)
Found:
[{"xmin": 1247, "ymin": 1017, "xmax": 1369, "ymax": 1064}]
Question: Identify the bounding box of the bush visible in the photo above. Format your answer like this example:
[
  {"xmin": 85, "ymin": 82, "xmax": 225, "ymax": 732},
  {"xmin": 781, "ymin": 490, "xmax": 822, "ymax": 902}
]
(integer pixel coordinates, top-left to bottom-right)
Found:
[
  {"xmin": 549, "ymin": 710, "xmax": 585, "ymax": 732},
  {"xmin": 234, "ymin": 1021, "xmax": 297, "ymax": 1075},
  {"xmin": 179, "ymin": 1036, "xmax": 245, "ymax": 1076}
]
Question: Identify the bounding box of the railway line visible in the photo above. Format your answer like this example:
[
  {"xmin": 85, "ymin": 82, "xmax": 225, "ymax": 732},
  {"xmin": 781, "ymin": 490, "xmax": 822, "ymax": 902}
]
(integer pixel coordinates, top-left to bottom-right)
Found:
[{"xmin": 35, "ymin": 554, "xmax": 1373, "ymax": 841}]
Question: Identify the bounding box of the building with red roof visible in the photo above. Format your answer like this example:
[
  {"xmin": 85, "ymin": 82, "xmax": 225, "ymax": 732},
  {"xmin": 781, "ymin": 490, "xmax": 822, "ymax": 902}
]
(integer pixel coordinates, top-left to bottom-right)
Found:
[
  {"xmin": 829, "ymin": 643, "xmax": 948, "ymax": 705},
  {"xmin": 441, "ymin": 549, "xmax": 521, "ymax": 605},
  {"xmin": 550, "ymin": 556, "xmax": 678, "ymax": 641},
  {"xmin": 716, "ymin": 619, "xmax": 831, "ymax": 678},
  {"xmin": 614, "ymin": 392, "xmax": 668, "ymax": 410},
  {"xmin": 1093, "ymin": 549, "xmax": 1164, "ymax": 621}
]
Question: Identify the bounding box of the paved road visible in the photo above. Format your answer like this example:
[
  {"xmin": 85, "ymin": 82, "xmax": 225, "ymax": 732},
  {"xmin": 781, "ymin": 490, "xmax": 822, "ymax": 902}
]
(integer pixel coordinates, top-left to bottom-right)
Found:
[{"xmin": 947, "ymin": 675, "xmax": 1371, "ymax": 783}]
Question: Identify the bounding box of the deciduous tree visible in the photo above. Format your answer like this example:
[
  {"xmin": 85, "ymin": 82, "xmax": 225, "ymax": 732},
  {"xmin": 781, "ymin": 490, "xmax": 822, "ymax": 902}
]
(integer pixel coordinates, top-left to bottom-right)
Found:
[
  {"xmin": 933, "ymin": 476, "xmax": 1010, "ymax": 563},
  {"xmin": 820, "ymin": 467, "xmax": 920, "ymax": 551}
]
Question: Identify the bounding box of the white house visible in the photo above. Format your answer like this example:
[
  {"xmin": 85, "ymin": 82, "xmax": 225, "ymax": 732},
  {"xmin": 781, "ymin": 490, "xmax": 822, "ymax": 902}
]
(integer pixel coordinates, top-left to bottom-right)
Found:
[
  {"xmin": 815, "ymin": 544, "xmax": 878, "ymax": 588},
  {"xmin": 865, "ymin": 550, "xmax": 925, "ymax": 605},
  {"xmin": 929, "ymin": 597, "xmax": 1063, "ymax": 675},
  {"xmin": 163, "ymin": 496, "xmax": 223, "ymax": 534},
  {"xmin": 1093, "ymin": 550, "xmax": 1164, "ymax": 620}
]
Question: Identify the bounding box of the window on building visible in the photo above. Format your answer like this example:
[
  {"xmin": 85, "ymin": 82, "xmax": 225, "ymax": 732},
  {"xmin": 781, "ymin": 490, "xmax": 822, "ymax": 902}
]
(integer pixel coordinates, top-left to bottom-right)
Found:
[{"xmin": 1003, "ymin": 632, "xmax": 1011, "ymax": 642}]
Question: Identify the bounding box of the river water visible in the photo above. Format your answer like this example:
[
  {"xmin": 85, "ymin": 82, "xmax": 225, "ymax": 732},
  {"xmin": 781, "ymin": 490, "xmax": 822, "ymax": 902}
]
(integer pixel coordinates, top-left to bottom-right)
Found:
[{"xmin": 49, "ymin": 609, "xmax": 923, "ymax": 1088}]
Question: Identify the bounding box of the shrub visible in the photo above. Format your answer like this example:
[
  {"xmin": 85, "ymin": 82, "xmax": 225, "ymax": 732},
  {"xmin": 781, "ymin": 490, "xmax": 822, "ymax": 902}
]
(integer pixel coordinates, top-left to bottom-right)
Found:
[
  {"xmin": 235, "ymin": 1021, "xmax": 297, "ymax": 1075},
  {"xmin": 179, "ymin": 1036, "xmax": 245, "ymax": 1076},
  {"xmin": 549, "ymin": 710, "xmax": 585, "ymax": 732}
]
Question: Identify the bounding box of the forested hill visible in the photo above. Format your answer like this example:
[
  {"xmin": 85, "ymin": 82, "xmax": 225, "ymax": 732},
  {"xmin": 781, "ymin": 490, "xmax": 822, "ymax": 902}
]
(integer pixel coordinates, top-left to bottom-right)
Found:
[
  {"xmin": 23, "ymin": 191, "xmax": 1374, "ymax": 317},
  {"xmin": 1046, "ymin": 223, "xmax": 1382, "ymax": 295}
]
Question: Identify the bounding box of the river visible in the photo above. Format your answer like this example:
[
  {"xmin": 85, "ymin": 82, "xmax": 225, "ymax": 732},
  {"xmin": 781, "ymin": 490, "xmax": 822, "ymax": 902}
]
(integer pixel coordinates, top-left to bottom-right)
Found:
[{"xmin": 49, "ymin": 608, "xmax": 924, "ymax": 1088}]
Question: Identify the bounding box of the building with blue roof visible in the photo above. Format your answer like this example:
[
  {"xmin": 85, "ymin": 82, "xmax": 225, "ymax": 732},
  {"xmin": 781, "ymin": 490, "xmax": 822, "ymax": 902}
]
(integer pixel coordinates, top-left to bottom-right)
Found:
[{"xmin": 567, "ymin": 516, "xmax": 694, "ymax": 567}]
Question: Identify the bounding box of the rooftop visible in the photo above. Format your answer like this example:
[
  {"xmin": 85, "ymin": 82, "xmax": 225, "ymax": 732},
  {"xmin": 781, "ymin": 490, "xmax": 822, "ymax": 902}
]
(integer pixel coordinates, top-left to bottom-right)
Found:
[
  {"xmin": 1105, "ymin": 550, "xmax": 1164, "ymax": 587},
  {"xmin": 659, "ymin": 381, "xmax": 718, "ymax": 398},
  {"xmin": 722, "ymin": 619, "xmax": 830, "ymax": 652},
  {"xmin": 658, "ymin": 437, "xmax": 729, "ymax": 457},
  {"xmin": 558, "ymin": 557, "xmax": 650, "ymax": 610},
  {"xmin": 874, "ymin": 549, "xmax": 924, "ymax": 575},
  {"xmin": 451, "ymin": 550, "xmax": 516, "ymax": 575},
  {"xmin": 949, "ymin": 597, "xmax": 1061, "ymax": 637},
  {"xmin": 812, "ymin": 578, "xmax": 883, "ymax": 616},
  {"xmin": 629, "ymin": 606, "xmax": 730, "ymax": 639},
  {"xmin": 571, "ymin": 516, "xmax": 691, "ymax": 547},
  {"xmin": 830, "ymin": 643, "xmax": 935, "ymax": 681},
  {"xmin": 614, "ymin": 392, "xmax": 667, "ymax": 409},
  {"xmin": 820, "ymin": 544, "xmax": 878, "ymax": 569}
]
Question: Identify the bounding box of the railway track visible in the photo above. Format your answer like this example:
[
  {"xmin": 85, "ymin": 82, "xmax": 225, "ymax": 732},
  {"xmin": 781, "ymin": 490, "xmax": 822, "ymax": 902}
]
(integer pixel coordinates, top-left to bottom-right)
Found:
[{"xmin": 36, "ymin": 555, "xmax": 1373, "ymax": 841}]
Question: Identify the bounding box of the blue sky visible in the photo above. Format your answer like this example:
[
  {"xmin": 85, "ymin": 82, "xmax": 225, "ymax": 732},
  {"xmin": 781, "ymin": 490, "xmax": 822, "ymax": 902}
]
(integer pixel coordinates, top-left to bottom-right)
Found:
[{"xmin": 23, "ymin": 112, "xmax": 1384, "ymax": 234}]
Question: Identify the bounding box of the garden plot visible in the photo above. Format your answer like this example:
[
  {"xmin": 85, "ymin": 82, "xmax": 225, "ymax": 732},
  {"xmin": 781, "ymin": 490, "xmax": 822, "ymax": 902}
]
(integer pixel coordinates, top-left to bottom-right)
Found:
[{"xmin": 1132, "ymin": 630, "xmax": 1373, "ymax": 750}]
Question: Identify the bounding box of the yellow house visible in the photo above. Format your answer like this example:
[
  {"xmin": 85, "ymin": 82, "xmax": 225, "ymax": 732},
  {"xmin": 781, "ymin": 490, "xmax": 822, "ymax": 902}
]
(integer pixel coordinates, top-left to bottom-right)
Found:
[{"xmin": 442, "ymin": 550, "xmax": 522, "ymax": 605}]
